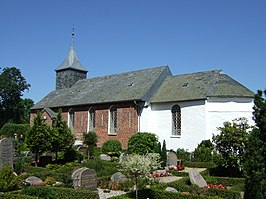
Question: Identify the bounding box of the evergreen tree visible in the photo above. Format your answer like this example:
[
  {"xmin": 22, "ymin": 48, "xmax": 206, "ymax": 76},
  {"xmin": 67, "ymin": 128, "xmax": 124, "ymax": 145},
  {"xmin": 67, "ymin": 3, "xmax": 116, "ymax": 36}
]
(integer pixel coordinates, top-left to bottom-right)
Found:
[
  {"xmin": 243, "ymin": 90, "xmax": 266, "ymax": 199},
  {"xmin": 161, "ymin": 140, "xmax": 167, "ymax": 167},
  {"xmin": 83, "ymin": 131, "xmax": 97, "ymax": 159},
  {"xmin": 51, "ymin": 109, "xmax": 75, "ymax": 161},
  {"xmin": 25, "ymin": 112, "xmax": 51, "ymax": 166}
]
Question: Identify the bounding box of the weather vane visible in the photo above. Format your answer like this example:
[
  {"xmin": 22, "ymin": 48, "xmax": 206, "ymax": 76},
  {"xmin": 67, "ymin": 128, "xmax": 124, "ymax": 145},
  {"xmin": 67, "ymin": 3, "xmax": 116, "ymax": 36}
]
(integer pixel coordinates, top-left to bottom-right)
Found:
[{"xmin": 72, "ymin": 25, "xmax": 75, "ymax": 47}]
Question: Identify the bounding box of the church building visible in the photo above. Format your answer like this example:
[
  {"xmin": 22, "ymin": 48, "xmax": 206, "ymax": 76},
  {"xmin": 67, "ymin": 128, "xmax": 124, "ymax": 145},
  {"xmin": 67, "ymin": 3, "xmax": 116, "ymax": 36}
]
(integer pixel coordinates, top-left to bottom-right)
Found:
[{"xmin": 30, "ymin": 38, "xmax": 254, "ymax": 151}]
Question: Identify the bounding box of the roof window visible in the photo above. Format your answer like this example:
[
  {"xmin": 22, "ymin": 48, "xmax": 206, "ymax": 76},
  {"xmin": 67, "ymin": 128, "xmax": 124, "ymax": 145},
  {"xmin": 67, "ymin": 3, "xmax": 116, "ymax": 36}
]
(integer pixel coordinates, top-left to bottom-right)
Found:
[{"xmin": 182, "ymin": 83, "xmax": 189, "ymax": 88}]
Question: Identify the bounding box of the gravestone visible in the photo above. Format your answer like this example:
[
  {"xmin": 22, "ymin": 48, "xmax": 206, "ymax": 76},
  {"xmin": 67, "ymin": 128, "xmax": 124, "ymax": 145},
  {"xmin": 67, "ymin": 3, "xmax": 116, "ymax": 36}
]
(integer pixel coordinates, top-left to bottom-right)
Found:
[
  {"xmin": 26, "ymin": 176, "xmax": 44, "ymax": 186},
  {"xmin": 111, "ymin": 172, "xmax": 127, "ymax": 183},
  {"xmin": 189, "ymin": 168, "xmax": 207, "ymax": 187},
  {"xmin": 72, "ymin": 167, "xmax": 97, "ymax": 190},
  {"xmin": 100, "ymin": 154, "xmax": 111, "ymax": 161},
  {"xmin": 0, "ymin": 138, "xmax": 13, "ymax": 170},
  {"xmin": 167, "ymin": 151, "xmax": 177, "ymax": 166}
]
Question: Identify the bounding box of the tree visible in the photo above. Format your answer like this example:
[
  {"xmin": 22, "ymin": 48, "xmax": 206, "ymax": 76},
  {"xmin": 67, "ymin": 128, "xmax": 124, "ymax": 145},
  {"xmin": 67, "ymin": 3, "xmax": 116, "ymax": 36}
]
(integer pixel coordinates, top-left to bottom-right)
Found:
[
  {"xmin": 161, "ymin": 140, "xmax": 167, "ymax": 167},
  {"xmin": 0, "ymin": 67, "xmax": 30, "ymax": 127},
  {"xmin": 212, "ymin": 117, "xmax": 250, "ymax": 177},
  {"xmin": 243, "ymin": 90, "xmax": 266, "ymax": 199},
  {"xmin": 25, "ymin": 112, "xmax": 51, "ymax": 166},
  {"xmin": 83, "ymin": 131, "xmax": 98, "ymax": 159},
  {"xmin": 193, "ymin": 140, "xmax": 214, "ymax": 162},
  {"xmin": 120, "ymin": 153, "xmax": 160, "ymax": 199},
  {"xmin": 21, "ymin": 98, "xmax": 34, "ymax": 123},
  {"xmin": 128, "ymin": 132, "xmax": 158, "ymax": 155},
  {"xmin": 51, "ymin": 109, "xmax": 75, "ymax": 161}
]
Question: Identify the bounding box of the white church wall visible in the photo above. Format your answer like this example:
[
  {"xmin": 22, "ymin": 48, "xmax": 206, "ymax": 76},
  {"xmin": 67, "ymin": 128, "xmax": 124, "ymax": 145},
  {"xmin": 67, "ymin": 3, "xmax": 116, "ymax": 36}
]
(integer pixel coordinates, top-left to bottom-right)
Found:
[
  {"xmin": 206, "ymin": 97, "xmax": 254, "ymax": 139},
  {"xmin": 140, "ymin": 100, "xmax": 207, "ymax": 152}
]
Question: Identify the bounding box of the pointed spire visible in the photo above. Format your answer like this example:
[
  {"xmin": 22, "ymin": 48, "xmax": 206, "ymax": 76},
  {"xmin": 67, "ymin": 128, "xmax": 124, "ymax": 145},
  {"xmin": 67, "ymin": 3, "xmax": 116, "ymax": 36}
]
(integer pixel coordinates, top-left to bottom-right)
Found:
[{"xmin": 55, "ymin": 27, "xmax": 87, "ymax": 72}]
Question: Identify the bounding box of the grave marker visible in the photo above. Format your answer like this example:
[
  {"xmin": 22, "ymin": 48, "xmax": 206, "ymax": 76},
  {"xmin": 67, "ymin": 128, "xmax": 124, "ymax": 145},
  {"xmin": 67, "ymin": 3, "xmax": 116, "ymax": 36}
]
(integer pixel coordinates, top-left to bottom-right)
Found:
[
  {"xmin": 167, "ymin": 151, "xmax": 177, "ymax": 166},
  {"xmin": 189, "ymin": 168, "xmax": 207, "ymax": 187},
  {"xmin": 0, "ymin": 138, "xmax": 13, "ymax": 170},
  {"xmin": 72, "ymin": 167, "xmax": 97, "ymax": 190}
]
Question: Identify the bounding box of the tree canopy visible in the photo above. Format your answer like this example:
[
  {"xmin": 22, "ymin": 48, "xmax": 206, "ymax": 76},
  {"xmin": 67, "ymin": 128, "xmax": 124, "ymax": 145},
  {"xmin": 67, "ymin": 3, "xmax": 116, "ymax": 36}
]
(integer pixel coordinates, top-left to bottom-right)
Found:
[{"xmin": 0, "ymin": 67, "xmax": 31, "ymax": 127}]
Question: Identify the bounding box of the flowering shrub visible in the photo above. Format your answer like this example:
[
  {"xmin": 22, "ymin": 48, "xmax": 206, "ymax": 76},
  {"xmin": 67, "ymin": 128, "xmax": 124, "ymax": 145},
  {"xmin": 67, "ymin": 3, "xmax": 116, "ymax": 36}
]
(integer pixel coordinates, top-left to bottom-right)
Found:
[
  {"xmin": 168, "ymin": 165, "xmax": 185, "ymax": 171},
  {"xmin": 204, "ymin": 184, "xmax": 227, "ymax": 189}
]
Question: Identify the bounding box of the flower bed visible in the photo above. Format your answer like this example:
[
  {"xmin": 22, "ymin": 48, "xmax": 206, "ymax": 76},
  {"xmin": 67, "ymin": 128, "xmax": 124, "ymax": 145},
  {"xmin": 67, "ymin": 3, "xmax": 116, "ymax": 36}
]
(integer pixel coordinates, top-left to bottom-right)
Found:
[
  {"xmin": 204, "ymin": 184, "xmax": 227, "ymax": 189},
  {"xmin": 168, "ymin": 165, "xmax": 185, "ymax": 171}
]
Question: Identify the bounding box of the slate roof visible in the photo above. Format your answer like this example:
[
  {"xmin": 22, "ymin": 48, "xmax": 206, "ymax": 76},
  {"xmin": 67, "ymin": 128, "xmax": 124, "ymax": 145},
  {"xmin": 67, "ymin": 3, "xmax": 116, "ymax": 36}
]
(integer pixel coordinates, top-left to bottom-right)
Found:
[
  {"xmin": 55, "ymin": 45, "xmax": 87, "ymax": 72},
  {"xmin": 151, "ymin": 70, "xmax": 254, "ymax": 103},
  {"xmin": 32, "ymin": 66, "xmax": 171, "ymax": 109}
]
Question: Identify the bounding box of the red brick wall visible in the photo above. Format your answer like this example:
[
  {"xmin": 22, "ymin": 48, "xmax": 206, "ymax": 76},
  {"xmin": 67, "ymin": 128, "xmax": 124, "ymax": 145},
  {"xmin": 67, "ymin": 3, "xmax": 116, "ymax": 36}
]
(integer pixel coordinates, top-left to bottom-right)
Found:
[{"xmin": 30, "ymin": 102, "xmax": 139, "ymax": 149}]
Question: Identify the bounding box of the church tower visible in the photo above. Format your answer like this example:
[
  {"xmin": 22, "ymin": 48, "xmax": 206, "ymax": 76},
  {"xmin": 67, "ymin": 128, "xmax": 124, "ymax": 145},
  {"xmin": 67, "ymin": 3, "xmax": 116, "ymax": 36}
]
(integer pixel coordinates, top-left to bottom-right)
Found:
[{"xmin": 55, "ymin": 29, "xmax": 87, "ymax": 90}]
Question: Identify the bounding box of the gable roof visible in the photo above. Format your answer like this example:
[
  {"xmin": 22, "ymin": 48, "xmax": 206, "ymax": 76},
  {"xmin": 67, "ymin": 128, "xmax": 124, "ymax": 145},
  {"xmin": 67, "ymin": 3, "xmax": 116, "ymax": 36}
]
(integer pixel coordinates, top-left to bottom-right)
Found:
[
  {"xmin": 32, "ymin": 66, "xmax": 171, "ymax": 109},
  {"xmin": 55, "ymin": 45, "xmax": 87, "ymax": 72},
  {"xmin": 151, "ymin": 70, "xmax": 254, "ymax": 103}
]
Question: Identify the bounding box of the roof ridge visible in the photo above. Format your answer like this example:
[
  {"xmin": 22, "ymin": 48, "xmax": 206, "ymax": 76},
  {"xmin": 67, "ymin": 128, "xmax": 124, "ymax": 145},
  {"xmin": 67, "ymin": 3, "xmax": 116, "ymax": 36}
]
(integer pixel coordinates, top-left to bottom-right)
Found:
[
  {"xmin": 171, "ymin": 69, "xmax": 221, "ymax": 78},
  {"xmin": 205, "ymin": 70, "xmax": 222, "ymax": 96}
]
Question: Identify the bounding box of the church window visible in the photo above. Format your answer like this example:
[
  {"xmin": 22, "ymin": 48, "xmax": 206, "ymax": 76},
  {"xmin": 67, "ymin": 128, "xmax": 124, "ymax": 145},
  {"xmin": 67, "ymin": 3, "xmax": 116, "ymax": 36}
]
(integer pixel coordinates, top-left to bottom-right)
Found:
[
  {"xmin": 172, "ymin": 105, "xmax": 181, "ymax": 136},
  {"xmin": 88, "ymin": 108, "xmax": 95, "ymax": 132},
  {"xmin": 108, "ymin": 106, "xmax": 117, "ymax": 134},
  {"xmin": 68, "ymin": 108, "xmax": 75, "ymax": 130}
]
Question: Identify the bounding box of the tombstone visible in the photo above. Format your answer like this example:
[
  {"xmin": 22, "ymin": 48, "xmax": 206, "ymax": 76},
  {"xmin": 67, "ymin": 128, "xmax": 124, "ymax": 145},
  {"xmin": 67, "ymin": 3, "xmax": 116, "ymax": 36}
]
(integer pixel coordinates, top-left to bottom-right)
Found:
[
  {"xmin": 165, "ymin": 187, "xmax": 178, "ymax": 193},
  {"xmin": 0, "ymin": 138, "xmax": 13, "ymax": 170},
  {"xmin": 100, "ymin": 154, "xmax": 111, "ymax": 161},
  {"xmin": 167, "ymin": 151, "xmax": 177, "ymax": 166},
  {"xmin": 72, "ymin": 167, "xmax": 97, "ymax": 190},
  {"xmin": 111, "ymin": 172, "xmax": 127, "ymax": 183},
  {"xmin": 189, "ymin": 168, "xmax": 207, "ymax": 188},
  {"xmin": 26, "ymin": 176, "xmax": 44, "ymax": 186}
]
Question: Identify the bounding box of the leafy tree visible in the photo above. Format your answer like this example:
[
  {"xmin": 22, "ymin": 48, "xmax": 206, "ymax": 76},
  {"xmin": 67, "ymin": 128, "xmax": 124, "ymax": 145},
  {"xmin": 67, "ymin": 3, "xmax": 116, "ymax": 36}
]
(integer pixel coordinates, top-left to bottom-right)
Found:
[
  {"xmin": 120, "ymin": 153, "xmax": 160, "ymax": 199},
  {"xmin": 193, "ymin": 140, "xmax": 214, "ymax": 162},
  {"xmin": 21, "ymin": 98, "xmax": 34, "ymax": 123},
  {"xmin": 212, "ymin": 117, "xmax": 250, "ymax": 177},
  {"xmin": 0, "ymin": 166, "xmax": 20, "ymax": 192},
  {"xmin": 51, "ymin": 109, "xmax": 75, "ymax": 161},
  {"xmin": 176, "ymin": 148, "xmax": 190, "ymax": 162},
  {"xmin": 0, "ymin": 67, "xmax": 30, "ymax": 127},
  {"xmin": 243, "ymin": 90, "xmax": 266, "ymax": 199},
  {"xmin": 161, "ymin": 140, "xmax": 167, "ymax": 166},
  {"xmin": 83, "ymin": 131, "xmax": 98, "ymax": 159},
  {"xmin": 25, "ymin": 112, "xmax": 51, "ymax": 166},
  {"xmin": 128, "ymin": 132, "xmax": 158, "ymax": 155}
]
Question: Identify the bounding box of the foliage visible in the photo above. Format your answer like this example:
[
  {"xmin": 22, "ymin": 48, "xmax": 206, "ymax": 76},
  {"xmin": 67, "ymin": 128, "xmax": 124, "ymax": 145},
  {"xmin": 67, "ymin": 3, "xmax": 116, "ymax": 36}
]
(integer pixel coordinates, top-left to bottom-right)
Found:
[
  {"xmin": 14, "ymin": 155, "xmax": 32, "ymax": 174},
  {"xmin": 51, "ymin": 109, "xmax": 75, "ymax": 161},
  {"xmin": 21, "ymin": 186, "xmax": 99, "ymax": 199},
  {"xmin": 161, "ymin": 140, "xmax": 167, "ymax": 167},
  {"xmin": 120, "ymin": 153, "xmax": 160, "ymax": 199},
  {"xmin": 21, "ymin": 186, "xmax": 58, "ymax": 199},
  {"xmin": 243, "ymin": 89, "xmax": 266, "ymax": 199},
  {"xmin": 0, "ymin": 67, "xmax": 31, "ymax": 128},
  {"xmin": 184, "ymin": 161, "xmax": 216, "ymax": 169},
  {"xmin": 0, "ymin": 192, "xmax": 38, "ymax": 198},
  {"xmin": 0, "ymin": 123, "xmax": 30, "ymax": 138},
  {"xmin": 102, "ymin": 139, "xmax": 122, "ymax": 155},
  {"xmin": 0, "ymin": 166, "xmax": 20, "ymax": 192},
  {"xmin": 83, "ymin": 131, "xmax": 98, "ymax": 158},
  {"xmin": 128, "ymin": 132, "xmax": 158, "ymax": 155},
  {"xmin": 20, "ymin": 98, "xmax": 34, "ymax": 124},
  {"xmin": 44, "ymin": 177, "xmax": 57, "ymax": 185},
  {"xmin": 193, "ymin": 140, "xmax": 214, "ymax": 162},
  {"xmin": 25, "ymin": 111, "xmax": 51, "ymax": 165},
  {"xmin": 176, "ymin": 148, "xmax": 190, "ymax": 162},
  {"xmin": 212, "ymin": 117, "xmax": 250, "ymax": 177}
]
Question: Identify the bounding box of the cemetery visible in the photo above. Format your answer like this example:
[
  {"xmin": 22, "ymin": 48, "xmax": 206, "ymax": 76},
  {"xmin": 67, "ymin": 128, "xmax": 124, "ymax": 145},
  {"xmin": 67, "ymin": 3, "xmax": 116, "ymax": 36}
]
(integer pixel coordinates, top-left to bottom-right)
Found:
[{"xmin": 0, "ymin": 128, "xmax": 249, "ymax": 199}]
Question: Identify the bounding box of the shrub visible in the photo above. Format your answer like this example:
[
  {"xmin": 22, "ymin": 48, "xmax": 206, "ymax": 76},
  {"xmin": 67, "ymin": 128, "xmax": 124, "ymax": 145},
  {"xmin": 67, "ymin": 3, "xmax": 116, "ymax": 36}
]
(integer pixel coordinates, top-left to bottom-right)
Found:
[
  {"xmin": 44, "ymin": 177, "xmax": 57, "ymax": 185},
  {"xmin": 128, "ymin": 132, "xmax": 158, "ymax": 155},
  {"xmin": 184, "ymin": 161, "xmax": 216, "ymax": 169},
  {"xmin": 21, "ymin": 186, "xmax": 58, "ymax": 199},
  {"xmin": 0, "ymin": 123, "xmax": 30, "ymax": 138},
  {"xmin": 0, "ymin": 166, "xmax": 20, "ymax": 192},
  {"xmin": 102, "ymin": 140, "xmax": 122, "ymax": 156},
  {"xmin": 176, "ymin": 148, "xmax": 190, "ymax": 162},
  {"xmin": 193, "ymin": 140, "xmax": 214, "ymax": 162},
  {"xmin": 83, "ymin": 131, "xmax": 97, "ymax": 158}
]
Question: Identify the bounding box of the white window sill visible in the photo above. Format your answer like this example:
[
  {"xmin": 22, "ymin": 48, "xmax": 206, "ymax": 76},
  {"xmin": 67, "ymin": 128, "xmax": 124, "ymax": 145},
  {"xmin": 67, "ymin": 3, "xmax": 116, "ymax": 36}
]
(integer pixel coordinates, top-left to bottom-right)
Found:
[{"xmin": 170, "ymin": 135, "xmax": 181, "ymax": 138}]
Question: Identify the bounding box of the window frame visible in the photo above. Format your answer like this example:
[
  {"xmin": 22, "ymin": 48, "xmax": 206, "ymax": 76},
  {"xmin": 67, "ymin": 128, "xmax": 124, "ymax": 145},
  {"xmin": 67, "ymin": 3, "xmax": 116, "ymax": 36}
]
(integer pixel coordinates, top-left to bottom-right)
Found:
[
  {"xmin": 108, "ymin": 105, "xmax": 117, "ymax": 135},
  {"xmin": 171, "ymin": 104, "xmax": 181, "ymax": 137},
  {"xmin": 87, "ymin": 107, "xmax": 96, "ymax": 132}
]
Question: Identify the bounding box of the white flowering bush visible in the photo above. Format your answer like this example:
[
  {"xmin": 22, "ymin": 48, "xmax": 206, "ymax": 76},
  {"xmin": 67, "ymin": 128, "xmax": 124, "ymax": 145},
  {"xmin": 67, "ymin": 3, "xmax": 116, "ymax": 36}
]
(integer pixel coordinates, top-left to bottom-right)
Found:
[{"xmin": 120, "ymin": 153, "xmax": 160, "ymax": 198}]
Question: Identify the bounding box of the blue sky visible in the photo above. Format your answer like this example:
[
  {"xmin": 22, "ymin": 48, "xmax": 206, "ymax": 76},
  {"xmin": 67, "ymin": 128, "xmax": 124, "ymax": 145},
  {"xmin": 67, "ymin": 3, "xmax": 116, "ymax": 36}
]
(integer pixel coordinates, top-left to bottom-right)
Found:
[{"xmin": 1, "ymin": 0, "xmax": 265, "ymax": 103}]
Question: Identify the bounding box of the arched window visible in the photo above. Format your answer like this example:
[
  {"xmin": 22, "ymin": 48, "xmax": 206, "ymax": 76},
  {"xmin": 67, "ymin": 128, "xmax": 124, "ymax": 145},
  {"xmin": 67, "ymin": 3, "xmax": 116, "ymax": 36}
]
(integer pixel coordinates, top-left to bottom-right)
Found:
[
  {"xmin": 109, "ymin": 106, "xmax": 117, "ymax": 134},
  {"xmin": 68, "ymin": 108, "xmax": 75, "ymax": 130},
  {"xmin": 88, "ymin": 107, "xmax": 96, "ymax": 132},
  {"xmin": 172, "ymin": 105, "xmax": 181, "ymax": 136}
]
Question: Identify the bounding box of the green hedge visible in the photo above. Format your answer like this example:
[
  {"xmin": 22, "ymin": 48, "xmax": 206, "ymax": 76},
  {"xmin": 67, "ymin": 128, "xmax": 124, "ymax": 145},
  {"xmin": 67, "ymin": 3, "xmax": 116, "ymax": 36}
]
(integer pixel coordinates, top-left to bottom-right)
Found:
[
  {"xmin": 0, "ymin": 192, "xmax": 38, "ymax": 199},
  {"xmin": 168, "ymin": 170, "xmax": 189, "ymax": 177},
  {"xmin": 184, "ymin": 162, "xmax": 216, "ymax": 169},
  {"xmin": 0, "ymin": 123, "xmax": 30, "ymax": 137},
  {"xmin": 205, "ymin": 176, "xmax": 245, "ymax": 186},
  {"xmin": 20, "ymin": 186, "xmax": 99, "ymax": 199}
]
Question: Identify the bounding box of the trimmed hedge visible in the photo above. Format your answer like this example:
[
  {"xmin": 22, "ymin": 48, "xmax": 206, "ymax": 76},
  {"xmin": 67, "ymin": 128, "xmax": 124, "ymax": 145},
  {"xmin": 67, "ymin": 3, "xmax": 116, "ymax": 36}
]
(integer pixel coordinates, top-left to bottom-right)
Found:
[
  {"xmin": 0, "ymin": 192, "xmax": 38, "ymax": 198},
  {"xmin": 184, "ymin": 162, "xmax": 216, "ymax": 169},
  {"xmin": 20, "ymin": 186, "xmax": 99, "ymax": 199},
  {"xmin": 0, "ymin": 123, "xmax": 30, "ymax": 137},
  {"xmin": 205, "ymin": 176, "xmax": 245, "ymax": 186}
]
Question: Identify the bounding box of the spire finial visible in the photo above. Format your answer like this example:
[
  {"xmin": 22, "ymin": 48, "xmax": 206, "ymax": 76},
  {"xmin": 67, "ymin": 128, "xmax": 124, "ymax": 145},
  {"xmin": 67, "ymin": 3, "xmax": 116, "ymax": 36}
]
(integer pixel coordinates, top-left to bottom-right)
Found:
[{"xmin": 72, "ymin": 25, "xmax": 75, "ymax": 48}]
